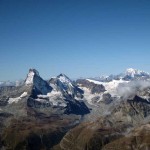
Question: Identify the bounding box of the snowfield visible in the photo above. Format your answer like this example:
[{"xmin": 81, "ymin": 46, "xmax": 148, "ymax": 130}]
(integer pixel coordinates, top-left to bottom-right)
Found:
[{"xmin": 86, "ymin": 79, "xmax": 129, "ymax": 96}]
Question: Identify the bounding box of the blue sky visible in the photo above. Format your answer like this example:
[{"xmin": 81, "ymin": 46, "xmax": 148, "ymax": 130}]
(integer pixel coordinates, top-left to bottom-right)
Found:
[{"xmin": 0, "ymin": 0, "xmax": 150, "ymax": 80}]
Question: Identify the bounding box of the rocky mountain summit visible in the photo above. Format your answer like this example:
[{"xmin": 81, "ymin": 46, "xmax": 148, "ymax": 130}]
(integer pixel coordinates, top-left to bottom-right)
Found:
[
  {"xmin": 49, "ymin": 73, "xmax": 84, "ymax": 99},
  {"xmin": 0, "ymin": 68, "xmax": 150, "ymax": 150},
  {"xmin": 25, "ymin": 68, "xmax": 53, "ymax": 95}
]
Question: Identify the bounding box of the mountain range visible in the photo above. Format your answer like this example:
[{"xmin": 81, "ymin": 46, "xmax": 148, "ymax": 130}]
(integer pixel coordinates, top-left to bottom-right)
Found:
[{"xmin": 0, "ymin": 68, "xmax": 150, "ymax": 150}]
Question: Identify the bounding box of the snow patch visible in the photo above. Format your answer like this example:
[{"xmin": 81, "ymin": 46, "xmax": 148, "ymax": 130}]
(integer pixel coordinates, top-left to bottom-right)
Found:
[
  {"xmin": 37, "ymin": 90, "xmax": 67, "ymax": 107},
  {"xmin": 47, "ymin": 90, "xmax": 67, "ymax": 106},
  {"xmin": 38, "ymin": 95, "xmax": 49, "ymax": 99},
  {"xmin": 8, "ymin": 92, "xmax": 28, "ymax": 104},
  {"xmin": 20, "ymin": 92, "xmax": 28, "ymax": 98},
  {"xmin": 80, "ymin": 87, "xmax": 102, "ymax": 106},
  {"xmin": 8, "ymin": 97, "xmax": 21, "ymax": 104},
  {"xmin": 47, "ymin": 90, "xmax": 62, "ymax": 97}
]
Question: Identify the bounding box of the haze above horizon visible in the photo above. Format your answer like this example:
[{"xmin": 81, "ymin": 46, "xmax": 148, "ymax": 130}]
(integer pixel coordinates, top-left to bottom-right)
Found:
[{"xmin": 0, "ymin": 0, "xmax": 150, "ymax": 81}]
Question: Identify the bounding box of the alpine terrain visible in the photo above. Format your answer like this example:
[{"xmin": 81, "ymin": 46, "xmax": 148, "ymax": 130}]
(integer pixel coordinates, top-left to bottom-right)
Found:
[{"xmin": 0, "ymin": 68, "xmax": 150, "ymax": 150}]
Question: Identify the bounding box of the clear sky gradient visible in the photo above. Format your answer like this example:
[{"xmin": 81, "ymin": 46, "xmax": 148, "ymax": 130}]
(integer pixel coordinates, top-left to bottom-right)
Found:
[{"xmin": 0, "ymin": 0, "xmax": 150, "ymax": 80}]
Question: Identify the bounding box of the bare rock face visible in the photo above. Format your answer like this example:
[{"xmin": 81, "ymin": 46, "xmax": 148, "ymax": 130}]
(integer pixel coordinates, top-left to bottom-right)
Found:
[
  {"xmin": 76, "ymin": 79, "xmax": 106, "ymax": 94},
  {"xmin": 101, "ymin": 93, "xmax": 113, "ymax": 104},
  {"xmin": 102, "ymin": 124, "xmax": 150, "ymax": 150}
]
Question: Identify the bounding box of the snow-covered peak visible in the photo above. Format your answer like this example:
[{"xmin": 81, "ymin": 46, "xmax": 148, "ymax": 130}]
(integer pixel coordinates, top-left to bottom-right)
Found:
[
  {"xmin": 126, "ymin": 68, "xmax": 138, "ymax": 77},
  {"xmin": 25, "ymin": 69, "xmax": 39, "ymax": 85},
  {"xmin": 125, "ymin": 68, "xmax": 149, "ymax": 78},
  {"xmin": 25, "ymin": 68, "xmax": 52, "ymax": 94},
  {"xmin": 57, "ymin": 73, "xmax": 72, "ymax": 85},
  {"xmin": 49, "ymin": 74, "xmax": 84, "ymax": 99},
  {"xmin": 126, "ymin": 68, "xmax": 137, "ymax": 73}
]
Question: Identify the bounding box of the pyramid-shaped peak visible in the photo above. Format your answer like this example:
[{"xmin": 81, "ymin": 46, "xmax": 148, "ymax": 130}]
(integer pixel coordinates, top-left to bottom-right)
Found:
[
  {"xmin": 57, "ymin": 73, "xmax": 72, "ymax": 84},
  {"xmin": 25, "ymin": 68, "xmax": 40, "ymax": 85},
  {"xmin": 29, "ymin": 68, "xmax": 39, "ymax": 76},
  {"xmin": 58, "ymin": 73, "xmax": 67, "ymax": 77}
]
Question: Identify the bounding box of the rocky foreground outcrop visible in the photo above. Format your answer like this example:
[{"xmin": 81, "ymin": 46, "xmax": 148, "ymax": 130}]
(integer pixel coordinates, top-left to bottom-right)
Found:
[{"xmin": 53, "ymin": 95, "xmax": 150, "ymax": 150}]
